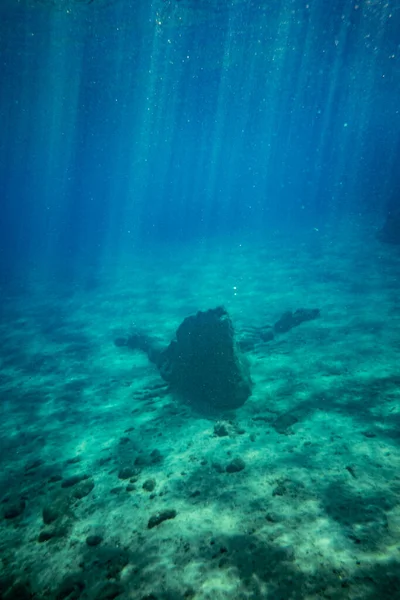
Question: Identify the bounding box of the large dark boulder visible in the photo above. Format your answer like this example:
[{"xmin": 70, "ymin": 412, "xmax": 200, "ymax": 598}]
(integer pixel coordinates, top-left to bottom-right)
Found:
[{"xmin": 157, "ymin": 306, "xmax": 252, "ymax": 410}]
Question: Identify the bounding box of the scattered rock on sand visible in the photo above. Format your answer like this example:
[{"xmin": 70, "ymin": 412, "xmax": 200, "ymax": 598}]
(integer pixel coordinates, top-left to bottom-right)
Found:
[
  {"xmin": 38, "ymin": 527, "xmax": 67, "ymax": 543},
  {"xmin": 143, "ymin": 479, "xmax": 156, "ymax": 492},
  {"xmin": 73, "ymin": 478, "xmax": 95, "ymax": 499},
  {"xmin": 3, "ymin": 499, "xmax": 26, "ymax": 519},
  {"xmin": 214, "ymin": 422, "xmax": 230, "ymax": 437},
  {"xmin": 273, "ymin": 413, "xmax": 299, "ymax": 435},
  {"xmin": 61, "ymin": 474, "xmax": 89, "ymax": 488},
  {"xmin": 135, "ymin": 450, "xmax": 163, "ymax": 467},
  {"xmin": 43, "ymin": 502, "xmax": 63, "ymax": 525},
  {"xmin": 148, "ymin": 509, "xmax": 177, "ymax": 529},
  {"xmin": 86, "ymin": 534, "xmax": 103, "ymax": 547},
  {"xmin": 226, "ymin": 458, "xmax": 246, "ymax": 473}
]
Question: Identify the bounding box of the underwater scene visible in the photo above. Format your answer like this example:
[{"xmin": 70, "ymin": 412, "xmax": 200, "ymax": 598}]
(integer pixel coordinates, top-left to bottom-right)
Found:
[{"xmin": 1, "ymin": 0, "xmax": 400, "ymax": 598}]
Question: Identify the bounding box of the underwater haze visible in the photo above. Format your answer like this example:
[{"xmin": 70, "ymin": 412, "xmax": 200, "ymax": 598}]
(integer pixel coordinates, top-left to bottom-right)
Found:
[{"xmin": 1, "ymin": 0, "xmax": 400, "ymax": 598}]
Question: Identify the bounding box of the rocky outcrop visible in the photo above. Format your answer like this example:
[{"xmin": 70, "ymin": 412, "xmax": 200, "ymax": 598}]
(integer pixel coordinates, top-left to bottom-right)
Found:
[{"xmin": 157, "ymin": 306, "xmax": 252, "ymax": 410}]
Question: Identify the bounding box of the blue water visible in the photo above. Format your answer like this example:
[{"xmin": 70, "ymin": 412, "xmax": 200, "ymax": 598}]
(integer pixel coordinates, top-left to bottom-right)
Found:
[
  {"xmin": 1, "ymin": 0, "xmax": 399, "ymax": 284},
  {"xmin": 1, "ymin": 1, "xmax": 400, "ymax": 598}
]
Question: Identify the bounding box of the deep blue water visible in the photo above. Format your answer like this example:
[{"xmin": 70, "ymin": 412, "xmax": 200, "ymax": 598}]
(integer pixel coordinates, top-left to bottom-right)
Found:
[{"xmin": 0, "ymin": 0, "xmax": 399, "ymax": 285}]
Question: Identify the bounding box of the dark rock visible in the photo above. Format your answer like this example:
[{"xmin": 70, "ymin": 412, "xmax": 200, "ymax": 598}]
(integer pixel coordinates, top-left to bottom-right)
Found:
[
  {"xmin": 96, "ymin": 582, "xmax": 123, "ymax": 600},
  {"xmin": 66, "ymin": 456, "xmax": 81, "ymax": 465},
  {"xmin": 143, "ymin": 479, "xmax": 156, "ymax": 492},
  {"xmin": 274, "ymin": 309, "xmax": 320, "ymax": 334},
  {"xmin": 73, "ymin": 478, "xmax": 94, "ymax": 499},
  {"xmin": 273, "ymin": 413, "xmax": 299, "ymax": 434},
  {"xmin": 148, "ymin": 509, "xmax": 177, "ymax": 529},
  {"xmin": 110, "ymin": 487, "xmax": 124, "ymax": 495},
  {"xmin": 56, "ymin": 574, "xmax": 85, "ymax": 600},
  {"xmin": 157, "ymin": 307, "xmax": 252, "ymax": 410},
  {"xmin": 119, "ymin": 437, "xmax": 131, "ymax": 445},
  {"xmin": 43, "ymin": 504, "xmax": 61, "ymax": 525},
  {"xmin": 126, "ymin": 484, "xmax": 136, "ymax": 492},
  {"xmin": 150, "ymin": 449, "xmax": 162, "ymax": 464},
  {"xmin": 226, "ymin": 458, "xmax": 246, "ymax": 473},
  {"xmin": 38, "ymin": 528, "xmax": 64, "ymax": 542},
  {"xmin": 378, "ymin": 210, "xmax": 400, "ymax": 244},
  {"xmin": 24, "ymin": 458, "xmax": 43, "ymax": 473},
  {"xmin": 2, "ymin": 581, "xmax": 32, "ymax": 600},
  {"xmin": 214, "ymin": 422, "xmax": 229, "ymax": 437},
  {"xmin": 135, "ymin": 451, "xmax": 163, "ymax": 467},
  {"xmin": 115, "ymin": 331, "xmax": 163, "ymax": 365},
  {"xmin": 362, "ymin": 430, "xmax": 377, "ymax": 438},
  {"xmin": 86, "ymin": 534, "xmax": 103, "ymax": 547},
  {"xmin": 118, "ymin": 467, "xmax": 135, "ymax": 480},
  {"xmin": 259, "ymin": 327, "xmax": 274, "ymax": 342},
  {"xmin": 98, "ymin": 548, "xmax": 129, "ymax": 579},
  {"xmin": 61, "ymin": 474, "xmax": 88, "ymax": 488},
  {"xmin": 272, "ymin": 484, "xmax": 286, "ymax": 497},
  {"xmin": 4, "ymin": 499, "xmax": 25, "ymax": 519}
]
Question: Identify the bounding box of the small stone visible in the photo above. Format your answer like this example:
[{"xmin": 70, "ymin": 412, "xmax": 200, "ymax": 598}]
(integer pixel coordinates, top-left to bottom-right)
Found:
[
  {"xmin": 43, "ymin": 505, "xmax": 61, "ymax": 525},
  {"xmin": 55, "ymin": 575, "xmax": 85, "ymax": 599},
  {"xmin": 73, "ymin": 479, "xmax": 95, "ymax": 499},
  {"xmin": 226, "ymin": 458, "xmax": 245, "ymax": 473},
  {"xmin": 143, "ymin": 479, "xmax": 156, "ymax": 492},
  {"xmin": 150, "ymin": 449, "xmax": 163, "ymax": 464},
  {"xmin": 86, "ymin": 534, "xmax": 103, "ymax": 547},
  {"xmin": 66, "ymin": 456, "xmax": 81, "ymax": 465},
  {"xmin": 24, "ymin": 458, "xmax": 43, "ymax": 473},
  {"xmin": 38, "ymin": 529, "xmax": 62, "ymax": 543},
  {"xmin": 214, "ymin": 422, "xmax": 229, "ymax": 437},
  {"xmin": 61, "ymin": 474, "xmax": 88, "ymax": 488},
  {"xmin": 126, "ymin": 484, "xmax": 136, "ymax": 492},
  {"xmin": 273, "ymin": 413, "xmax": 299, "ymax": 435},
  {"xmin": 96, "ymin": 582, "xmax": 123, "ymax": 600},
  {"xmin": 118, "ymin": 467, "xmax": 135, "ymax": 480},
  {"xmin": 148, "ymin": 509, "xmax": 177, "ymax": 529},
  {"xmin": 362, "ymin": 431, "xmax": 377, "ymax": 438},
  {"xmin": 119, "ymin": 437, "xmax": 131, "ymax": 445}
]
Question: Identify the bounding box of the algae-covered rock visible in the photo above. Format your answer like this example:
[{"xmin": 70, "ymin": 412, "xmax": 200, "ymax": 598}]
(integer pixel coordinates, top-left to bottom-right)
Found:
[{"xmin": 157, "ymin": 306, "xmax": 252, "ymax": 410}]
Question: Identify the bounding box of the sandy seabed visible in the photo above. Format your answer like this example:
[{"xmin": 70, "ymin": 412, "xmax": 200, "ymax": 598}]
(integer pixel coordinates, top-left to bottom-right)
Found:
[{"xmin": 1, "ymin": 225, "xmax": 400, "ymax": 600}]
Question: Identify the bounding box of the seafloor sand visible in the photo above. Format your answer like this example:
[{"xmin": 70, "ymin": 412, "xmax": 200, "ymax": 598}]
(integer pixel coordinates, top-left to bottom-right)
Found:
[{"xmin": 1, "ymin": 226, "xmax": 400, "ymax": 600}]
